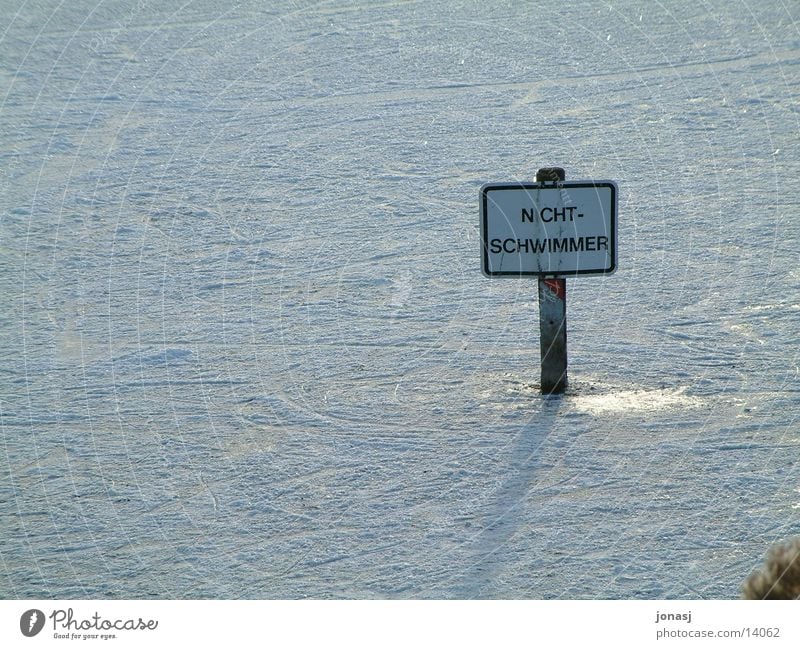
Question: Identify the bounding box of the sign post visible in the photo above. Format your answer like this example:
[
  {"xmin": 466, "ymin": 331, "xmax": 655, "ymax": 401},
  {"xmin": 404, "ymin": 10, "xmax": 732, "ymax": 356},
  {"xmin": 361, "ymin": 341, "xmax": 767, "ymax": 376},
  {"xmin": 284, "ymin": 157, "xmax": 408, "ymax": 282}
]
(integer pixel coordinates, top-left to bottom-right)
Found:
[{"xmin": 480, "ymin": 167, "xmax": 617, "ymax": 394}]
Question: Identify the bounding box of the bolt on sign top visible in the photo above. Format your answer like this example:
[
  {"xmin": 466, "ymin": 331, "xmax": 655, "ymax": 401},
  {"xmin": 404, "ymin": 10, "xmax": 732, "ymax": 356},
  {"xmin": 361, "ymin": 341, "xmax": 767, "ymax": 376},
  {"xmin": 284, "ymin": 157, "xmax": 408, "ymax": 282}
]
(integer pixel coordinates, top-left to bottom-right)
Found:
[{"xmin": 480, "ymin": 181, "xmax": 618, "ymax": 277}]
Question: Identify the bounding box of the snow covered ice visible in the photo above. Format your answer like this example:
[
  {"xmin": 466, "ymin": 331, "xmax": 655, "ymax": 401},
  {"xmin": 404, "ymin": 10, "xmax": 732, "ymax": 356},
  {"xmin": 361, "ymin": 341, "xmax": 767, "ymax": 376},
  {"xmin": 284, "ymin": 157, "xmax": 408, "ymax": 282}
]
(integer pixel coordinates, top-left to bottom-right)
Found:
[{"xmin": 1, "ymin": 0, "xmax": 799, "ymax": 599}]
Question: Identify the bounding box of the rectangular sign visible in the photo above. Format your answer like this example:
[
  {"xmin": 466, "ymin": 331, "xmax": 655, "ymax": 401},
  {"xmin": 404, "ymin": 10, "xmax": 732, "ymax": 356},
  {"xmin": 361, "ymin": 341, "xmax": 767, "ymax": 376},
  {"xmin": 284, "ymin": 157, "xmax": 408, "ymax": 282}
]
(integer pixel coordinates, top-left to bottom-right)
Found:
[{"xmin": 480, "ymin": 181, "xmax": 617, "ymax": 276}]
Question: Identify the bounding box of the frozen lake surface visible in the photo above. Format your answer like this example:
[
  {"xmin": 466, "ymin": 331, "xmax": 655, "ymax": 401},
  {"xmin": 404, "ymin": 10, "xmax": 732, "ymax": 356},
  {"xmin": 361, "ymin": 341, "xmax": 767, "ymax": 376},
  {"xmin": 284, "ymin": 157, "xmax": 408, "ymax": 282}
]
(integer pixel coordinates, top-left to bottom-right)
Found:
[{"xmin": 1, "ymin": 0, "xmax": 799, "ymax": 598}]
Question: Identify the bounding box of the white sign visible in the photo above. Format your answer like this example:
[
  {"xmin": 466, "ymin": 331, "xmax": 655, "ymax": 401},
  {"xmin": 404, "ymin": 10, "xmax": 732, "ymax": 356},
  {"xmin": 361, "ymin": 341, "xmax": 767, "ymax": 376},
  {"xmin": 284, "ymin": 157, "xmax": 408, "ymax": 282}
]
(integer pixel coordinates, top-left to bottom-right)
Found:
[{"xmin": 481, "ymin": 181, "xmax": 617, "ymax": 276}]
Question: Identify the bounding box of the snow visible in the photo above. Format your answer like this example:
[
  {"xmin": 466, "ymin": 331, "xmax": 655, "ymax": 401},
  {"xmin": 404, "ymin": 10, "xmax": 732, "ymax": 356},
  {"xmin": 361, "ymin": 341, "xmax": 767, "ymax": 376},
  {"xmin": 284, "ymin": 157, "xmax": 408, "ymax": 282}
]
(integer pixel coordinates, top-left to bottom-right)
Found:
[{"xmin": 1, "ymin": 0, "xmax": 799, "ymax": 599}]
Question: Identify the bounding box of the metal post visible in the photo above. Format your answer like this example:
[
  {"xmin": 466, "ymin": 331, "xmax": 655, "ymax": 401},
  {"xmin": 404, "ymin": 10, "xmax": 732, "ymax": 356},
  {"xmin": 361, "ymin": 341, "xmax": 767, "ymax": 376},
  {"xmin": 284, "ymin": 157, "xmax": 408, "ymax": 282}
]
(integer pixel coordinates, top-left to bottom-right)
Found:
[{"xmin": 536, "ymin": 167, "xmax": 567, "ymax": 394}]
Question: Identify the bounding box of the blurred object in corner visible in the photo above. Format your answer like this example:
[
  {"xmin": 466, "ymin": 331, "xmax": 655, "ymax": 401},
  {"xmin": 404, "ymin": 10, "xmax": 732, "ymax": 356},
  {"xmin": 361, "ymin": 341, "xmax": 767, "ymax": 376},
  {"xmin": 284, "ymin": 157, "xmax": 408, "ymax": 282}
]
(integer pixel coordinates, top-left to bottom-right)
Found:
[{"xmin": 742, "ymin": 537, "xmax": 800, "ymax": 599}]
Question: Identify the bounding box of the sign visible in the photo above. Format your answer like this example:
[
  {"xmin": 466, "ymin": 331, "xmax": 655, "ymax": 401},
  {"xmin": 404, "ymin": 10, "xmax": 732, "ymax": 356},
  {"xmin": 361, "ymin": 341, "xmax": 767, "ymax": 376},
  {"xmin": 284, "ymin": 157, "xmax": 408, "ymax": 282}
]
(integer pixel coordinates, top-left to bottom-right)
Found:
[{"xmin": 480, "ymin": 181, "xmax": 617, "ymax": 276}]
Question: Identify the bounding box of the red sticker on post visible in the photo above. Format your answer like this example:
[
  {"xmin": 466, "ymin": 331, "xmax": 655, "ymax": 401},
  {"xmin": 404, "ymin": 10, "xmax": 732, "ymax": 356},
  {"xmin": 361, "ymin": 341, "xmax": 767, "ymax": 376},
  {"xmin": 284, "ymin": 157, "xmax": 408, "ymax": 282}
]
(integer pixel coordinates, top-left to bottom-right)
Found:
[{"xmin": 543, "ymin": 278, "xmax": 566, "ymax": 301}]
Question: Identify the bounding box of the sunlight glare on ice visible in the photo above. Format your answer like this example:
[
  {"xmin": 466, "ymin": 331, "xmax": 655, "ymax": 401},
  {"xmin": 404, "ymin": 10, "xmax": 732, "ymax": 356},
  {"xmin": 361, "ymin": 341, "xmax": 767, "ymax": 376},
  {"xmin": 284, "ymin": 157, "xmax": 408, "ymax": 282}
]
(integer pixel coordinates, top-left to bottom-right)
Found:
[{"xmin": 570, "ymin": 386, "xmax": 704, "ymax": 414}]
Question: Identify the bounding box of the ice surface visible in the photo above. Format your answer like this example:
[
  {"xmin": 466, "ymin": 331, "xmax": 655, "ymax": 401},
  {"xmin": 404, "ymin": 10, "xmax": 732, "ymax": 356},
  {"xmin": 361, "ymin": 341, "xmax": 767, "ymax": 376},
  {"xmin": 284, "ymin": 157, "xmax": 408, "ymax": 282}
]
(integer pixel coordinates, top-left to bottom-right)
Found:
[{"xmin": 1, "ymin": 0, "xmax": 799, "ymax": 598}]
